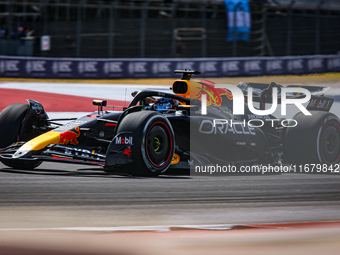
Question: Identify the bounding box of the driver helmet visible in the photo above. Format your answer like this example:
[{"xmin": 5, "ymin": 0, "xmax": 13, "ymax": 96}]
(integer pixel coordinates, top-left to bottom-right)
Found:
[{"xmin": 153, "ymin": 97, "xmax": 178, "ymax": 112}]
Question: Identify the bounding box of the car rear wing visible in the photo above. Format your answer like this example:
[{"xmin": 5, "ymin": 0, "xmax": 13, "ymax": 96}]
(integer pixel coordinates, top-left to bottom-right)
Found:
[
  {"xmin": 306, "ymin": 95, "xmax": 334, "ymax": 112},
  {"xmin": 237, "ymin": 82, "xmax": 333, "ymax": 112}
]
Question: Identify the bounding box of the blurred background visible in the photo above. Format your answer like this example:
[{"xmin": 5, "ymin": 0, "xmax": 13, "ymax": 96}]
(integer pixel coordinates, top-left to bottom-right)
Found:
[{"xmin": 1, "ymin": 0, "xmax": 340, "ymax": 59}]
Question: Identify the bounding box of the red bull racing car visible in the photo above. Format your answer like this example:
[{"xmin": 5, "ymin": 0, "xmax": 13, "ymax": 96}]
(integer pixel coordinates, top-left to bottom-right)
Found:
[{"xmin": 0, "ymin": 70, "xmax": 339, "ymax": 176}]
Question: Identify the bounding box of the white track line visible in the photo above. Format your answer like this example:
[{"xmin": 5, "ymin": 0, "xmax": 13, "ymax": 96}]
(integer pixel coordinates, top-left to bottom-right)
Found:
[
  {"xmin": 0, "ymin": 224, "xmax": 262, "ymax": 232},
  {"xmin": 0, "ymin": 82, "xmax": 170, "ymax": 101}
]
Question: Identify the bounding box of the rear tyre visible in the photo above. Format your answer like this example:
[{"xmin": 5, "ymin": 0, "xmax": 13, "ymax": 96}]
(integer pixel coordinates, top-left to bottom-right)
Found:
[
  {"xmin": 284, "ymin": 111, "xmax": 340, "ymax": 165},
  {"xmin": 0, "ymin": 103, "xmax": 42, "ymax": 169},
  {"xmin": 116, "ymin": 111, "xmax": 175, "ymax": 176}
]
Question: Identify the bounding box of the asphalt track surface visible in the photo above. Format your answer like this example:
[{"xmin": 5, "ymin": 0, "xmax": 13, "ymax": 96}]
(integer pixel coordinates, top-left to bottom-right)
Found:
[
  {"xmin": 0, "ymin": 162, "xmax": 340, "ymax": 229},
  {"xmin": 0, "ymin": 76, "xmax": 340, "ymax": 230}
]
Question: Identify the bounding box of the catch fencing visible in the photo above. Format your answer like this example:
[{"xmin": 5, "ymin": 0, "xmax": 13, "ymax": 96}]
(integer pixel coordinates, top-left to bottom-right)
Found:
[{"xmin": 0, "ymin": 1, "xmax": 340, "ymax": 58}]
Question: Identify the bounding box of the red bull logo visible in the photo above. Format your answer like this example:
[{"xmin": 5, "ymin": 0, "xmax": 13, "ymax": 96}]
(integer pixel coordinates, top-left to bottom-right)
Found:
[
  {"xmin": 122, "ymin": 148, "xmax": 132, "ymax": 158},
  {"xmin": 193, "ymin": 79, "xmax": 230, "ymax": 107},
  {"xmin": 59, "ymin": 127, "xmax": 80, "ymax": 145},
  {"xmin": 226, "ymin": 89, "xmax": 233, "ymax": 100}
]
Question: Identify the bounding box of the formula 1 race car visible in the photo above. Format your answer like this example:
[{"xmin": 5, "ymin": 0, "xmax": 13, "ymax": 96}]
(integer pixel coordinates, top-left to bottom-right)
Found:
[{"xmin": 0, "ymin": 70, "xmax": 339, "ymax": 176}]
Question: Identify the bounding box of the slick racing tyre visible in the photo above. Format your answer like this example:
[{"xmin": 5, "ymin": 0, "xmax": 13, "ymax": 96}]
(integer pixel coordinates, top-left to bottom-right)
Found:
[
  {"xmin": 0, "ymin": 103, "xmax": 42, "ymax": 169},
  {"xmin": 284, "ymin": 111, "xmax": 340, "ymax": 165},
  {"xmin": 0, "ymin": 157, "xmax": 42, "ymax": 170},
  {"xmin": 116, "ymin": 111, "xmax": 175, "ymax": 176},
  {"xmin": 0, "ymin": 104, "xmax": 28, "ymax": 148}
]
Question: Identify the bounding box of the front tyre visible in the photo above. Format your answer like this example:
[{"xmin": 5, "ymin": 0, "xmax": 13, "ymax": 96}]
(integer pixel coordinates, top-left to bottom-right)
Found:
[
  {"xmin": 0, "ymin": 104, "xmax": 28, "ymax": 148},
  {"xmin": 0, "ymin": 103, "xmax": 42, "ymax": 169},
  {"xmin": 117, "ymin": 111, "xmax": 175, "ymax": 176},
  {"xmin": 284, "ymin": 111, "xmax": 340, "ymax": 165},
  {"xmin": 0, "ymin": 157, "xmax": 42, "ymax": 170}
]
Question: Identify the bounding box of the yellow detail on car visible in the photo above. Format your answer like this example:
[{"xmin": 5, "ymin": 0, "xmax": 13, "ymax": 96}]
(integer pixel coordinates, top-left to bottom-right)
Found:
[
  {"xmin": 19, "ymin": 131, "xmax": 61, "ymax": 151},
  {"xmin": 171, "ymin": 153, "xmax": 180, "ymax": 165}
]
